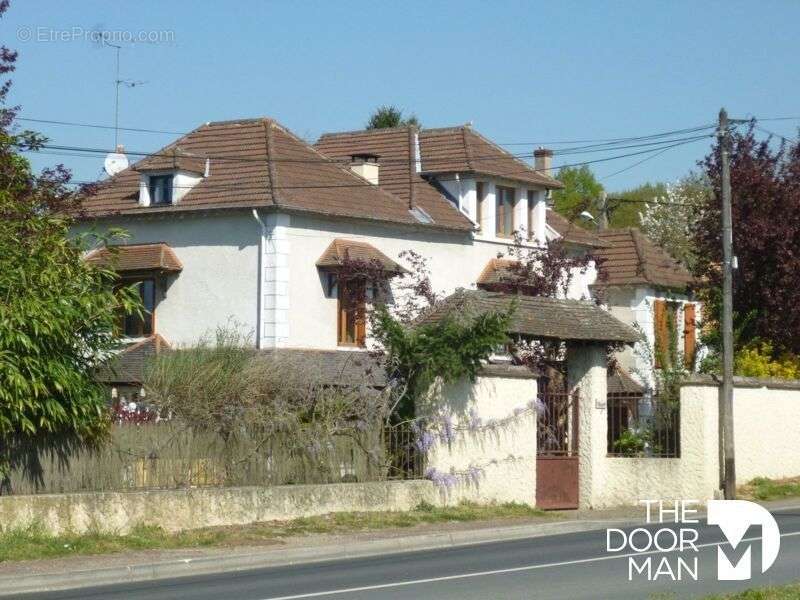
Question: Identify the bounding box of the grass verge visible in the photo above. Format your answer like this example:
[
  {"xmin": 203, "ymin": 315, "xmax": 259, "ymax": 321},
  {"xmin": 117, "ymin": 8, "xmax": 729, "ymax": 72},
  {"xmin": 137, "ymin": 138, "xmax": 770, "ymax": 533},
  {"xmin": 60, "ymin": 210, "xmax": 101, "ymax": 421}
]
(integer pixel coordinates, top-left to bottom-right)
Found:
[
  {"xmin": 0, "ymin": 501, "xmax": 547, "ymax": 563},
  {"xmin": 699, "ymin": 582, "xmax": 800, "ymax": 599},
  {"xmin": 739, "ymin": 477, "xmax": 800, "ymax": 501}
]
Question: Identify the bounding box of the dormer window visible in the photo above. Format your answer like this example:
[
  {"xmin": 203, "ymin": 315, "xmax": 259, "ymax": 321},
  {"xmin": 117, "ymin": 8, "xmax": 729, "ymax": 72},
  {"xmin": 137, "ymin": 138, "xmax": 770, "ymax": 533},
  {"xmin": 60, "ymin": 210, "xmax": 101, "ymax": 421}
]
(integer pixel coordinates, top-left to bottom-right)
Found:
[
  {"xmin": 148, "ymin": 175, "xmax": 174, "ymax": 205},
  {"xmin": 134, "ymin": 147, "xmax": 206, "ymax": 207}
]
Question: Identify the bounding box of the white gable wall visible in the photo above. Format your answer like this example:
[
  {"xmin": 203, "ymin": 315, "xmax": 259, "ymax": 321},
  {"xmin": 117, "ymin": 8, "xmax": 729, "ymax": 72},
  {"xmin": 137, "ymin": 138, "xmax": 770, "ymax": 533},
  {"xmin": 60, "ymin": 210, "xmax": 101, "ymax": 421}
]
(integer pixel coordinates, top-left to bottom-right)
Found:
[{"xmin": 75, "ymin": 211, "xmax": 260, "ymax": 347}]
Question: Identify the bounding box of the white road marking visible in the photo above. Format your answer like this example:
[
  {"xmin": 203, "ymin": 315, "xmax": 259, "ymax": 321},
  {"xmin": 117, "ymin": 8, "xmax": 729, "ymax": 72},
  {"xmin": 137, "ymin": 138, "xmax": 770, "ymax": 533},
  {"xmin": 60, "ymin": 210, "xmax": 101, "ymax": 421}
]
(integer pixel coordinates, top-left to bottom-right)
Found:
[{"xmin": 258, "ymin": 530, "xmax": 800, "ymax": 600}]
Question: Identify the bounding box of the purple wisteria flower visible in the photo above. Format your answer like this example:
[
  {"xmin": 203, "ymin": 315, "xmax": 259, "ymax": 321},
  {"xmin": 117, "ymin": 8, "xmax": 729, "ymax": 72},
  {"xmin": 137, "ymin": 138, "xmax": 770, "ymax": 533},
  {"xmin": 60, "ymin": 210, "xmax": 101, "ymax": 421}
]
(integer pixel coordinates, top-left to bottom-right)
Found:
[
  {"xmin": 467, "ymin": 465, "xmax": 483, "ymax": 485},
  {"xmin": 415, "ymin": 430, "xmax": 435, "ymax": 453},
  {"xmin": 527, "ymin": 397, "xmax": 547, "ymax": 417},
  {"xmin": 425, "ymin": 467, "xmax": 458, "ymax": 489}
]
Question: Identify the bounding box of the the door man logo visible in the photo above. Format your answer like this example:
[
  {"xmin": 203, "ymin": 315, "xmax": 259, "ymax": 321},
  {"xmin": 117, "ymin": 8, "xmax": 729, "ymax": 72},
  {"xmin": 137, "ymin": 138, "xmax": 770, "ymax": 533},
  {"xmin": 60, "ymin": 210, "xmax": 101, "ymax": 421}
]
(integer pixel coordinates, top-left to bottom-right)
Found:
[
  {"xmin": 607, "ymin": 500, "xmax": 780, "ymax": 582},
  {"xmin": 707, "ymin": 500, "xmax": 781, "ymax": 580}
]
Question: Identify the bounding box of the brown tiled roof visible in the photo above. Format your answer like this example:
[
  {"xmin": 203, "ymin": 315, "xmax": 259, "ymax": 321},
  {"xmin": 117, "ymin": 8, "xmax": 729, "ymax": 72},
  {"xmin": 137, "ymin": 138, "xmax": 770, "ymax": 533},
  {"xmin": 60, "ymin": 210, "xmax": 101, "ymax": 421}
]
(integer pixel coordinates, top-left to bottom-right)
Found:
[
  {"xmin": 546, "ymin": 210, "xmax": 608, "ymax": 248},
  {"xmin": 86, "ymin": 243, "xmax": 183, "ymax": 274},
  {"xmin": 607, "ymin": 366, "xmax": 645, "ymax": 395},
  {"xmin": 80, "ymin": 119, "xmax": 470, "ymax": 231},
  {"xmin": 419, "ymin": 126, "xmax": 563, "ymax": 189},
  {"xmin": 316, "ymin": 239, "xmax": 407, "ymax": 274},
  {"xmin": 133, "ymin": 147, "xmax": 205, "ymax": 174},
  {"xmin": 417, "ymin": 289, "xmax": 640, "ymax": 343},
  {"xmin": 315, "ymin": 125, "xmax": 563, "ymax": 228},
  {"xmin": 314, "ymin": 127, "xmax": 473, "ymax": 230},
  {"xmin": 476, "ymin": 258, "xmax": 519, "ymax": 287},
  {"xmin": 94, "ymin": 335, "xmax": 169, "ymax": 384},
  {"xmin": 595, "ymin": 228, "xmax": 695, "ymax": 290}
]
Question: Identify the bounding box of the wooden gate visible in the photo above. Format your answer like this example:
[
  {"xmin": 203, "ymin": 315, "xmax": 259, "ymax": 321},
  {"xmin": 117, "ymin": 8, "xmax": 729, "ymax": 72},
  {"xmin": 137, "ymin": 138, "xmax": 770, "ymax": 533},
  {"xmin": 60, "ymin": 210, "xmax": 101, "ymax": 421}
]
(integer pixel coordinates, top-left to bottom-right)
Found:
[{"xmin": 536, "ymin": 391, "xmax": 579, "ymax": 509}]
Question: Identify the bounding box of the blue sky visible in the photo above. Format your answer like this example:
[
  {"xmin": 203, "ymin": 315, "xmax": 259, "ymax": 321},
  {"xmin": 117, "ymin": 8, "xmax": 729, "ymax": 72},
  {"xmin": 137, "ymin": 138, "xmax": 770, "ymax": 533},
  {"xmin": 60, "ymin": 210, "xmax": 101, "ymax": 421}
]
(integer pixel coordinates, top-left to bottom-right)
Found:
[{"xmin": 5, "ymin": 0, "xmax": 799, "ymax": 190}]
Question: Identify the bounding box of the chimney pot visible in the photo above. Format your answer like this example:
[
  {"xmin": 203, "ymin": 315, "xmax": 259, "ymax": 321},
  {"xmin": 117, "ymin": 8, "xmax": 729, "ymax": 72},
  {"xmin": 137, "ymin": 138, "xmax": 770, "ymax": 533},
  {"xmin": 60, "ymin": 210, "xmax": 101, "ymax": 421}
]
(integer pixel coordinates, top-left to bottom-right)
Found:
[{"xmin": 534, "ymin": 147, "xmax": 553, "ymax": 178}]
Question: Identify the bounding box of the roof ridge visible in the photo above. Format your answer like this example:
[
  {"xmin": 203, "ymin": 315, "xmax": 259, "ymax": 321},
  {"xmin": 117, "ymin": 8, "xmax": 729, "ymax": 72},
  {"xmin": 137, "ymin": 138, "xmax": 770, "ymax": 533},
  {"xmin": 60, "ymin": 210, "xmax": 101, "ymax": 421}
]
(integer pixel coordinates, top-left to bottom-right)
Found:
[
  {"xmin": 206, "ymin": 117, "xmax": 274, "ymax": 127},
  {"xmin": 317, "ymin": 125, "xmax": 413, "ymax": 139}
]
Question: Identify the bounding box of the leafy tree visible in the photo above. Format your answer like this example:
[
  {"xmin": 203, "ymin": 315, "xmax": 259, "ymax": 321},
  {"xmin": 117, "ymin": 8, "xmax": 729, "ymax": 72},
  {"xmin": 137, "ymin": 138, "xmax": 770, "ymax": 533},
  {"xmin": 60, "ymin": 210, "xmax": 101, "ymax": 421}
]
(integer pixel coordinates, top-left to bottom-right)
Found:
[
  {"xmin": 365, "ymin": 105, "xmax": 421, "ymax": 130},
  {"xmin": 694, "ymin": 123, "xmax": 800, "ymax": 356},
  {"xmin": 639, "ymin": 174, "xmax": 707, "ymax": 270},
  {"xmin": 0, "ymin": 1, "xmax": 139, "ymax": 491},
  {"xmin": 371, "ymin": 303, "xmax": 512, "ymax": 421},
  {"xmin": 611, "ymin": 182, "xmax": 666, "ymax": 228},
  {"xmin": 551, "ymin": 165, "xmax": 603, "ymax": 226}
]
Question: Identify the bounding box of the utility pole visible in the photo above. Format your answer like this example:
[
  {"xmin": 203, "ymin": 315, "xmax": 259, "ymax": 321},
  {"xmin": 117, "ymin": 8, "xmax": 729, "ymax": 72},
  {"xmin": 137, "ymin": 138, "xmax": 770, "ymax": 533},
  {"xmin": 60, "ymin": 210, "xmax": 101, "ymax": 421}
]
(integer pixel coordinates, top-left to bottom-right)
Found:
[{"xmin": 718, "ymin": 108, "xmax": 736, "ymax": 500}]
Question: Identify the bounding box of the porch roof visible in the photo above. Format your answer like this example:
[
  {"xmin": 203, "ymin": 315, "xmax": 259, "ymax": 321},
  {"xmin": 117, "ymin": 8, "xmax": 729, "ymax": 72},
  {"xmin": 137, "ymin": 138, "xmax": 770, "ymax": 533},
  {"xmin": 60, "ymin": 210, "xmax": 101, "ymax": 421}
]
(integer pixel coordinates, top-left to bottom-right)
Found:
[{"xmin": 417, "ymin": 289, "xmax": 641, "ymax": 344}]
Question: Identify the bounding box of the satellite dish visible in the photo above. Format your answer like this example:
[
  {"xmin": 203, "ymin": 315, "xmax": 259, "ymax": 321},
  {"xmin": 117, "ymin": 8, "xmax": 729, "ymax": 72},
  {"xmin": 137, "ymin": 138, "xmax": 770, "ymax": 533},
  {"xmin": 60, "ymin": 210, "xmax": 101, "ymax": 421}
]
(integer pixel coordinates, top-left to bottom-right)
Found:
[{"xmin": 104, "ymin": 151, "xmax": 129, "ymax": 176}]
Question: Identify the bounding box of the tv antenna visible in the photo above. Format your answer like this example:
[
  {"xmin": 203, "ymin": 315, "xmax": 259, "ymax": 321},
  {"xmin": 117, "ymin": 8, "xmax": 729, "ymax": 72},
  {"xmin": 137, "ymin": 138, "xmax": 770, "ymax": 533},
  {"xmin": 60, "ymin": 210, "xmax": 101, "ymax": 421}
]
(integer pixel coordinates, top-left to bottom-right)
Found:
[
  {"xmin": 102, "ymin": 41, "xmax": 145, "ymax": 175},
  {"xmin": 103, "ymin": 40, "xmax": 146, "ymax": 148}
]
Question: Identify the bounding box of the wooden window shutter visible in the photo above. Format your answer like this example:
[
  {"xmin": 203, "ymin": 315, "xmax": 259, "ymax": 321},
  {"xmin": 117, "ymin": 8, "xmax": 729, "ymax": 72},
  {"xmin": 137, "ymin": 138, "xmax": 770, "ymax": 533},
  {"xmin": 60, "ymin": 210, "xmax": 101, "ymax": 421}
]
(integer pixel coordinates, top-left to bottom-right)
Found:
[
  {"xmin": 654, "ymin": 299, "xmax": 668, "ymax": 368},
  {"xmin": 683, "ymin": 303, "xmax": 696, "ymax": 368},
  {"xmin": 337, "ymin": 280, "xmax": 366, "ymax": 347}
]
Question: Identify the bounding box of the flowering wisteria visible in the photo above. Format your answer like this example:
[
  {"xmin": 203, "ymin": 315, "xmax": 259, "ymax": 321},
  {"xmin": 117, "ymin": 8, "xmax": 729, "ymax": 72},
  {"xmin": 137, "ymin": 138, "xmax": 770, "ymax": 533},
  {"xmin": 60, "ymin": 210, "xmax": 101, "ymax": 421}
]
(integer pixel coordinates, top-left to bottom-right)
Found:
[
  {"xmin": 425, "ymin": 455, "xmax": 525, "ymax": 489},
  {"xmin": 425, "ymin": 467, "xmax": 458, "ymax": 489},
  {"xmin": 438, "ymin": 413, "xmax": 455, "ymax": 444}
]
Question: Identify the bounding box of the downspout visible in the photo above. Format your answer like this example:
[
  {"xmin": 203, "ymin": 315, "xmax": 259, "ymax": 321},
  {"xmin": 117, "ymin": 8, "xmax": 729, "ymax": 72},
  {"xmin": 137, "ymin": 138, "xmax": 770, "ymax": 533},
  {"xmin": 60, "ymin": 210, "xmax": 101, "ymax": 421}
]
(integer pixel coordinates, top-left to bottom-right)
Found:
[{"xmin": 251, "ymin": 208, "xmax": 266, "ymax": 350}]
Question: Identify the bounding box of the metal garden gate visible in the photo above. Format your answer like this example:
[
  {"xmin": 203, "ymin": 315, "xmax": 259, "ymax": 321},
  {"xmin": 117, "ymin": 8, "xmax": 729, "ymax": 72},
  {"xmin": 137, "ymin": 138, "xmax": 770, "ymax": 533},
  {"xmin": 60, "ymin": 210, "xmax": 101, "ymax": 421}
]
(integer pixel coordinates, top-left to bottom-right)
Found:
[{"xmin": 536, "ymin": 391, "xmax": 580, "ymax": 509}]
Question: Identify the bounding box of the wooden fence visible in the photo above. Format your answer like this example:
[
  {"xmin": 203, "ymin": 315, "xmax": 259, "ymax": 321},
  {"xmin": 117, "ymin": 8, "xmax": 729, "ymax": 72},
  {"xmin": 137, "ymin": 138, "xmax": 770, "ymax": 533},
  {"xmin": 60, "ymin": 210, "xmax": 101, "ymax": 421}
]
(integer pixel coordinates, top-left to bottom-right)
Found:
[{"xmin": 7, "ymin": 421, "xmax": 424, "ymax": 495}]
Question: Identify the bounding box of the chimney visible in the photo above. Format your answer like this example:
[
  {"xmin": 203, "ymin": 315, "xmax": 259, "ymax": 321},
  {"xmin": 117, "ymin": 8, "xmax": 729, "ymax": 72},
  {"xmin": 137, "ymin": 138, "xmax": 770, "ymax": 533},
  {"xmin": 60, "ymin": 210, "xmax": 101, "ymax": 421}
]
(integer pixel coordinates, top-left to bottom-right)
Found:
[
  {"xmin": 534, "ymin": 147, "xmax": 553, "ymax": 178},
  {"xmin": 349, "ymin": 153, "xmax": 380, "ymax": 185}
]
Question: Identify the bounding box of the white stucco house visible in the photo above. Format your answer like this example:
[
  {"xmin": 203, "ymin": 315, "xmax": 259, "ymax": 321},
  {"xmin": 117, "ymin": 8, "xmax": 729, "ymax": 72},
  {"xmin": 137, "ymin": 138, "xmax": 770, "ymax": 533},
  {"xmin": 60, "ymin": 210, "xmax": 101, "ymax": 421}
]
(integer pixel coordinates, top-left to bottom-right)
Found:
[
  {"xmin": 78, "ymin": 118, "xmax": 626, "ymax": 390},
  {"xmin": 593, "ymin": 227, "xmax": 701, "ymax": 389}
]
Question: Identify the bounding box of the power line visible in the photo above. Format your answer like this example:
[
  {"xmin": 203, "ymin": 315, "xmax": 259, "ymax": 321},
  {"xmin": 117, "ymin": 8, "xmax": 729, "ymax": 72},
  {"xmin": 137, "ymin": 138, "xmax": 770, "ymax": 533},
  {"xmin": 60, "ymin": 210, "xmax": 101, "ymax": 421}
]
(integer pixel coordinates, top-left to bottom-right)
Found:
[
  {"xmin": 600, "ymin": 144, "xmax": 682, "ymax": 181},
  {"xmin": 498, "ymin": 124, "xmax": 715, "ymax": 147},
  {"xmin": 18, "ymin": 114, "xmax": 716, "ymax": 152},
  {"xmin": 56, "ymin": 135, "xmax": 713, "ymax": 192},
  {"xmin": 19, "ymin": 131, "xmax": 714, "ymax": 172},
  {"xmin": 16, "ymin": 117, "xmax": 184, "ymax": 136}
]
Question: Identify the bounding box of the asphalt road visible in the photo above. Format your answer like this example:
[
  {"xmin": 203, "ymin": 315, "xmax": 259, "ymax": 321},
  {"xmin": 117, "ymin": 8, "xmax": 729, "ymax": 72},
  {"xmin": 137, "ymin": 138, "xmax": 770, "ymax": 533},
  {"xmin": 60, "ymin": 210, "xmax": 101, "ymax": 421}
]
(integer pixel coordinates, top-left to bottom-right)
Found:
[{"xmin": 21, "ymin": 508, "xmax": 800, "ymax": 600}]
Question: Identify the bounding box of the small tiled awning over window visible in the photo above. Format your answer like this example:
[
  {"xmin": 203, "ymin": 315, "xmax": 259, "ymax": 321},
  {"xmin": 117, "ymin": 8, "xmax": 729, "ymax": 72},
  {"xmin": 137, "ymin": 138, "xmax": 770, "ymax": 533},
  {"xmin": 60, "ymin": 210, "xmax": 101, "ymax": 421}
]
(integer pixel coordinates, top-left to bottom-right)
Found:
[
  {"xmin": 316, "ymin": 239, "xmax": 407, "ymax": 275},
  {"xmin": 476, "ymin": 258, "xmax": 519, "ymax": 288},
  {"xmin": 86, "ymin": 243, "xmax": 183, "ymax": 274}
]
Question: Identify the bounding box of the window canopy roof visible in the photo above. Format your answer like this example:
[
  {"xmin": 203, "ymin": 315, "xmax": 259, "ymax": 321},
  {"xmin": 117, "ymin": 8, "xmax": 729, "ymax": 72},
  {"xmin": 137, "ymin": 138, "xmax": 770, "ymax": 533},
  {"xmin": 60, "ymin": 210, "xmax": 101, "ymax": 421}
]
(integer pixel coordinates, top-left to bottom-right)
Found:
[
  {"xmin": 316, "ymin": 239, "xmax": 407, "ymax": 275},
  {"xmin": 86, "ymin": 243, "xmax": 183, "ymax": 275}
]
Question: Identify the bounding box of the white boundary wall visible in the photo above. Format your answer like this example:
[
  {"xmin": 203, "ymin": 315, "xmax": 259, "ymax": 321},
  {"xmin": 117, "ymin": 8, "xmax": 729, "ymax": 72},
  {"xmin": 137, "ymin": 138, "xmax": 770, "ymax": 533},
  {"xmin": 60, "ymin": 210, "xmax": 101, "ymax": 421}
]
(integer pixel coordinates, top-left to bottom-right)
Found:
[
  {"xmin": 683, "ymin": 377, "xmax": 800, "ymax": 484},
  {"xmin": 590, "ymin": 376, "xmax": 800, "ymax": 508},
  {"xmin": 425, "ymin": 367, "xmax": 538, "ymax": 505}
]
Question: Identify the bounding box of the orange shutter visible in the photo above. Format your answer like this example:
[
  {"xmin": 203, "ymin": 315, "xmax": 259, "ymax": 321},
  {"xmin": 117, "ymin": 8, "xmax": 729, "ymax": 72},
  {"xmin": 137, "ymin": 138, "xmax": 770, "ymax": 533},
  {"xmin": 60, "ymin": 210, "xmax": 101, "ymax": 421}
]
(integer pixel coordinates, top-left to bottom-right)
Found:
[
  {"xmin": 337, "ymin": 280, "xmax": 366, "ymax": 347},
  {"xmin": 684, "ymin": 303, "xmax": 696, "ymax": 368},
  {"xmin": 654, "ymin": 299, "xmax": 667, "ymax": 368}
]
